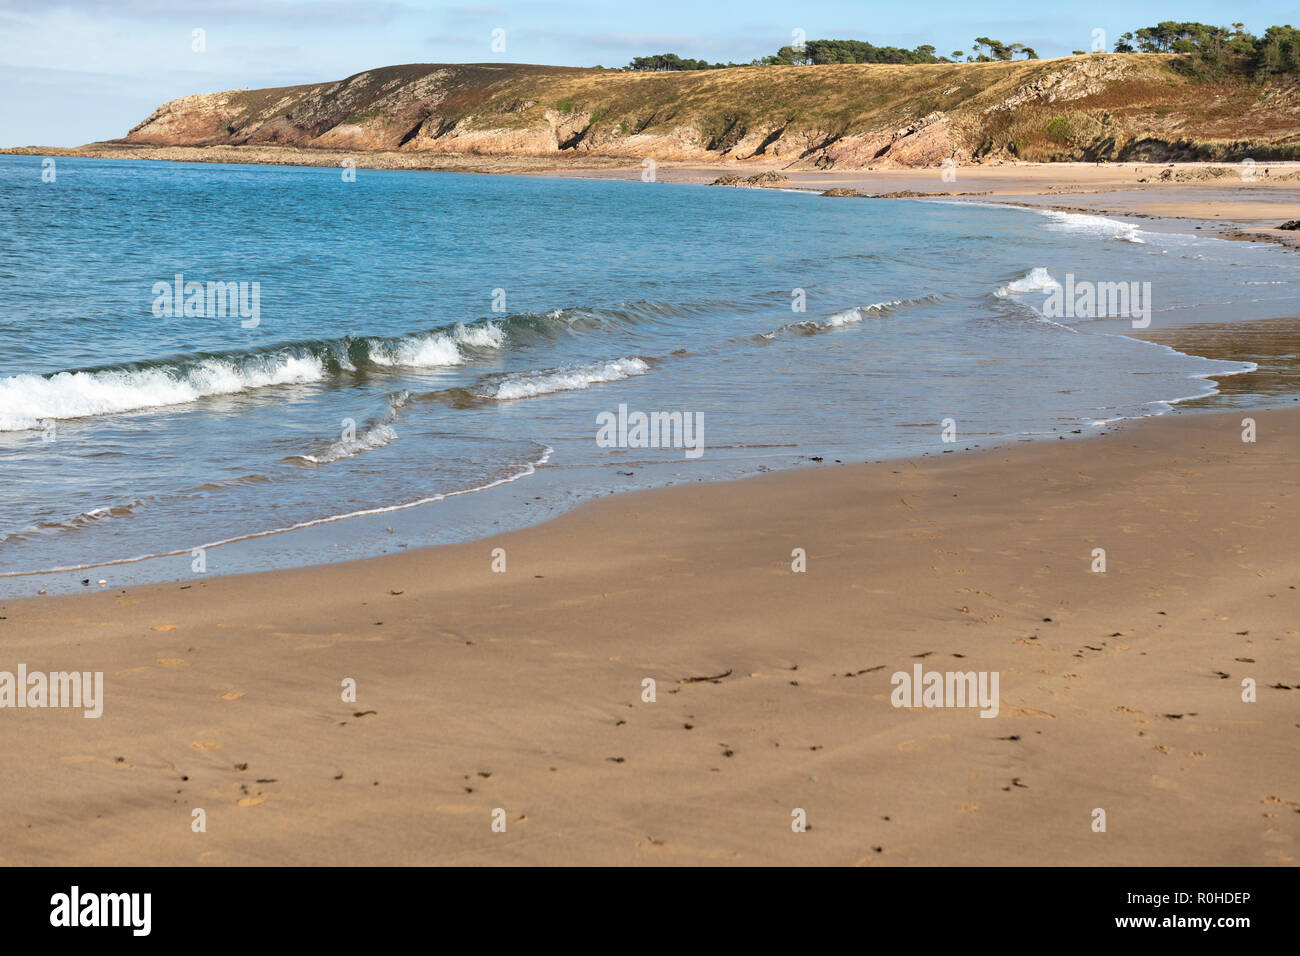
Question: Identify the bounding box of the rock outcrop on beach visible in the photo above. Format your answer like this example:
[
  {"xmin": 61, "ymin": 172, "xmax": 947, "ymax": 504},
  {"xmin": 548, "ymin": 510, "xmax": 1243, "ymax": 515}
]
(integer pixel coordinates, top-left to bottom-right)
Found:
[
  {"xmin": 42, "ymin": 55, "xmax": 1300, "ymax": 168},
  {"xmin": 711, "ymin": 172, "xmax": 789, "ymax": 186}
]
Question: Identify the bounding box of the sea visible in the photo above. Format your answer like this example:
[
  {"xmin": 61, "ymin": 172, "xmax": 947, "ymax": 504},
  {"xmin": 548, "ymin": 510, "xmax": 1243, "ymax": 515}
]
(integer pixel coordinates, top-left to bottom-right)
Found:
[{"xmin": 1, "ymin": 154, "xmax": 1296, "ymax": 595}]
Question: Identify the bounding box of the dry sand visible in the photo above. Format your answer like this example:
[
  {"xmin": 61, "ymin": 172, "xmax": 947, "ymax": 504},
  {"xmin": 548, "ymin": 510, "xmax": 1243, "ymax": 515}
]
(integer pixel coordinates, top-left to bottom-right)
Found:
[{"xmin": 2, "ymin": 407, "xmax": 1297, "ymax": 865}]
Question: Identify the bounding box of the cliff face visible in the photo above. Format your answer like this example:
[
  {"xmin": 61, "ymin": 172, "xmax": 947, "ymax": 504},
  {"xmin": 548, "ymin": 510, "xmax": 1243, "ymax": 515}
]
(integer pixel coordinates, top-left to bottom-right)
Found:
[{"xmin": 123, "ymin": 56, "xmax": 1300, "ymax": 167}]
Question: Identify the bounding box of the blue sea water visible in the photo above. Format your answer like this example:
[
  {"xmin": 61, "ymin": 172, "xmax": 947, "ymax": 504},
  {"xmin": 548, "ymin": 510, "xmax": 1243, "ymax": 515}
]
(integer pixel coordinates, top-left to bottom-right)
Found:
[{"xmin": 1, "ymin": 155, "xmax": 1296, "ymax": 593}]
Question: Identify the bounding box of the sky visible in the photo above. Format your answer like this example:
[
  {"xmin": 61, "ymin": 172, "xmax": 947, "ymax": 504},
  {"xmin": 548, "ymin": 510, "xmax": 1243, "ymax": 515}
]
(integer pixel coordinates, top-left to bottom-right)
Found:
[{"xmin": 0, "ymin": 1, "xmax": 1293, "ymax": 146}]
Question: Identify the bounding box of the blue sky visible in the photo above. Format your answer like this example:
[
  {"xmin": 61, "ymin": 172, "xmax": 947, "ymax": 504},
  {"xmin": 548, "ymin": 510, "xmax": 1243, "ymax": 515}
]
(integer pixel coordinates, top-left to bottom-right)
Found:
[{"xmin": 1, "ymin": 1, "xmax": 1293, "ymax": 146}]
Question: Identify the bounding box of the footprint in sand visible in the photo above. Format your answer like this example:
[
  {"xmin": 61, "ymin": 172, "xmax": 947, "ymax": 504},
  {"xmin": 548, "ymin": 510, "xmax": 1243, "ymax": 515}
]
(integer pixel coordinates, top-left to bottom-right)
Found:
[
  {"xmin": 1007, "ymin": 706, "xmax": 1056, "ymax": 719},
  {"xmin": 635, "ymin": 837, "xmax": 671, "ymax": 854}
]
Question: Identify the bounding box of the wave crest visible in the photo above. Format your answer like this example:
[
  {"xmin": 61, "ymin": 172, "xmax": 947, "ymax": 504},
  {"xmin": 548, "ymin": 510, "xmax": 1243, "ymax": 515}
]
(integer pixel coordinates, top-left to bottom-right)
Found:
[
  {"xmin": 761, "ymin": 299, "xmax": 905, "ymax": 339},
  {"xmin": 0, "ymin": 322, "xmax": 506, "ymax": 432},
  {"xmin": 995, "ymin": 267, "xmax": 1060, "ymax": 297},
  {"xmin": 477, "ymin": 357, "xmax": 652, "ymax": 401}
]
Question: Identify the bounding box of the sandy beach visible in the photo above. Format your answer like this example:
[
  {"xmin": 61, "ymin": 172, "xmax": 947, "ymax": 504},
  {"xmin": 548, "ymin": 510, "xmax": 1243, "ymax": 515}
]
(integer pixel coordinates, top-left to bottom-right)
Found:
[
  {"xmin": 14, "ymin": 136, "xmax": 1300, "ymax": 246},
  {"xmin": 2, "ymin": 403, "xmax": 1297, "ymax": 865},
  {"xmin": 550, "ymin": 159, "xmax": 1300, "ymax": 248}
]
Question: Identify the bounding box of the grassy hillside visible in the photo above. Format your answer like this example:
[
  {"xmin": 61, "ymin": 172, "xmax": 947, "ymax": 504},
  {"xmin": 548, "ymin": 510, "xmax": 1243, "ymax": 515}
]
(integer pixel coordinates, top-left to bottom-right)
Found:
[{"xmin": 121, "ymin": 55, "xmax": 1300, "ymax": 166}]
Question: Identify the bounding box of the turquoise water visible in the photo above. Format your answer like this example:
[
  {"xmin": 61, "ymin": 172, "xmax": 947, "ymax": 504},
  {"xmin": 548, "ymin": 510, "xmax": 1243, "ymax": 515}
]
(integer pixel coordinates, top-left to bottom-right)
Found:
[{"xmin": 1, "ymin": 155, "xmax": 1296, "ymax": 593}]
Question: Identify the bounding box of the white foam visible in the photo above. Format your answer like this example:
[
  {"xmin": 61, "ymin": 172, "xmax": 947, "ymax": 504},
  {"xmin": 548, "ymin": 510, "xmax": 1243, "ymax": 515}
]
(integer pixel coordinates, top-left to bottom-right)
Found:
[
  {"xmin": 486, "ymin": 357, "xmax": 650, "ymax": 400},
  {"xmin": 453, "ymin": 321, "xmax": 506, "ymax": 349},
  {"xmin": 371, "ymin": 335, "xmax": 462, "ymax": 367},
  {"xmin": 767, "ymin": 299, "xmax": 903, "ymax": 337},
  {"xmin": 823, "ymin": 300, "xmax": 902, "ymax": 327},
  {"xmin": 995, "ymin": 267, "xmax": 1061, "ymax": 297},
  {"xmin": 0, "ymin": 322, "xmax": 509, "ymax": 431},
  {"xmin": 0, "ymin": 355, "xmax": 325, "ymax": 432},
  {"xmin": 1038, "ymin": 209, "xmax": 1146, "ymax": 244},
  {"xmin": 288, "ymin": 423, "xmax": 398, "ymax": 465},
  {"xmin": 371, "ymin": 322, "xmax": 505, "ymax": 367}
]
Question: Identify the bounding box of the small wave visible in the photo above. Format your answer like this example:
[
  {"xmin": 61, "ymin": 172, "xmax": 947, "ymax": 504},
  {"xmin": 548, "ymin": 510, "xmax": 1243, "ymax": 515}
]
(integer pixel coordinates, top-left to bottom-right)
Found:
[
  {"xmin": 285, "ymin": 388, "xmax": 412, "ymax": 466},
  {"xmin": 0, "ymin": 299, "xmax": 726, "ymax": 432},
  {"xmin": 287, "ymin": 423, "xmax": 398, "ymax": 465},
  {"xmin": 0, "ymin": 322, "xmax": 506, "ymax": 432},
  {"xmin": 476, "ymin": 357, "xmax": 651, "ymax": 401},
  {"xmin": 821, "ymin": 301, "xmax": 903, "ymax": 328},
  {"xmin": 995, "ymin": 268, "xmax": 1060, "ymax": 297},
  {"xmin": 0, "ymin": 446, "xmax": 555, "ymax": 578},
  {"xmin": 183, "ymin": 474, "xmax": 274, "ymax": 493},
  {"xmin": 500, "ymin": 300, "xmax": 726, "ymax": 341},
  {"xmin": 0, "ymin": 355, "xmax": 325, "ymax": 433},
  {"xmin": 1038, "ymin": 209, "xmax": 1145, "ymax": 244},
  {"xmin": 1, "ymin": 499, "xmax": 144, "ymax": 544},
  {"xmin": 993, "ymin": 269, "xmax": 1080, "ymax": 332},
  {"xmin": 761, "ymin": 299, "xmax": 905, "ymax": 338}
]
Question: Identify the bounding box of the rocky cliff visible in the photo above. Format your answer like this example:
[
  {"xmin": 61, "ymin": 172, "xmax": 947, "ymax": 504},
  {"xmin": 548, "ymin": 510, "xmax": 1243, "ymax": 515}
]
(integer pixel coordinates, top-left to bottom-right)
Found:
[{"xmin": 118, "ymin": 56, "xmax": 1300, "ymax": 167}]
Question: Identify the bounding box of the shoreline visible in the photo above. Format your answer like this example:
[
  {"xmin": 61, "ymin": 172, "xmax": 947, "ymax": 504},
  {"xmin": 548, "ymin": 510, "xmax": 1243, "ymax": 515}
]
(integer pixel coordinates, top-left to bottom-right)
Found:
[
  {"xmin": 3, "ymin": 404, "xmax": 1296, "ymax": 864},
  {"xmin": 3, "ymin": 164, "xmax": 1296, "ymax": 595},
  {"xmin": 7, "ymin": 146, "xmax": 1299, "ymax": 249}
]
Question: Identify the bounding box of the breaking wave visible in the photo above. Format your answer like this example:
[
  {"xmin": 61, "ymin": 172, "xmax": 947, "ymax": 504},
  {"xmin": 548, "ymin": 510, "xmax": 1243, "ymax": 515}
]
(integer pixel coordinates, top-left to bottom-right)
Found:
[
  {"xmin": 995, "ymin": 267, "xmax": 1061, "ymax": 297},
  {"xmin": 285, "ymin": 390, "xmax": 411, "ymax": 466},
  {"xmin": 1037, "ymin": 209, "xmax": 1146, "ymax": 244},
  {"xmin": 286, "ymin": 423, "xmax": 399, "ymax": 466},
  {"xmin": 1, "ymin": 499, "xmax": 145, "ymax": 544},
  {"xmin": 473, "ymin": 357, "xmax": 652, "ymax": 400},
  {"xmin": 0, "ymin": 323, "xmax": 506, "ymax": 432},
  {"xmin": 759, "ymin": 298, "xmax": 917, "ymax": 339}
]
